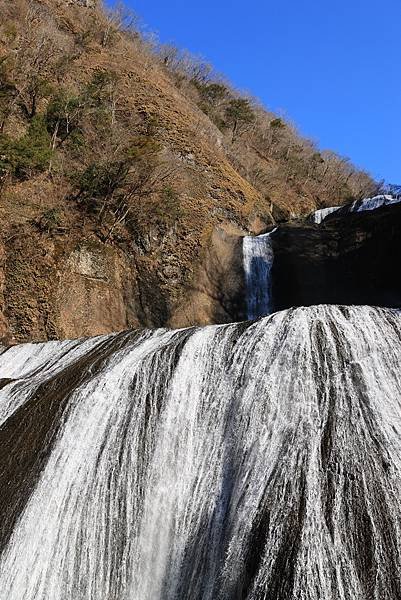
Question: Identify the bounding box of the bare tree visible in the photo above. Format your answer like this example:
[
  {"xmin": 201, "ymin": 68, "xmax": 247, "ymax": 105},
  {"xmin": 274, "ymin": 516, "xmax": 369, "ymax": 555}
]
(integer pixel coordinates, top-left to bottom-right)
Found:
[
  {"xmin": 0, "ymin": 2, "xmax": 72, "ymax": 129},
  {"xmin": 101, "ymin": 2, "xmax": 139, "ymax": 47}
]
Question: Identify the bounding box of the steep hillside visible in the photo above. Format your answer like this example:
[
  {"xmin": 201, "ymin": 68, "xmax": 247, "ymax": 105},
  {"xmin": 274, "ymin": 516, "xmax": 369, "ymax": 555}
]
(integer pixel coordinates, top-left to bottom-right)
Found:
[{"xmin": 0, "ymin": 0, "xmax": 378, "ymax": 342}]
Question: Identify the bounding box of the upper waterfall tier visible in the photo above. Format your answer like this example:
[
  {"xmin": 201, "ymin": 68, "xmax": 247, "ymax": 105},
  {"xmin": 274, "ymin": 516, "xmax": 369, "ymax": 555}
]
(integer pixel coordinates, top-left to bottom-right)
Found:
[
  {"xmin": 243, "ymin": 229, "xmax": 277, "ymax": 319},
  {"xmin": 240, "ymin": 199, "xmax": 401, "ymax": 320},
  {"xmin": 311, "ymin": 192, "xmax": 401, "ymax": 224},
  {"xmin": 1, "ymin": 305, "xmax": 401, "ymax": 599}
]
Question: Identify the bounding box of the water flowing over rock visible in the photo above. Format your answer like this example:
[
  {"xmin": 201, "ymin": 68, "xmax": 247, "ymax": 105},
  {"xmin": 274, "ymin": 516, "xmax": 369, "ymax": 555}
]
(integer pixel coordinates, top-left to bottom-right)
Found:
[
  {"xmin": 1, "ymin": 305, "xmax": 401, "ymax": 599},
  {"xmin": 311, "ymin": 193, "xmax": 401, "ymax": 224},
  {"xmin": 311, "ymin": 205, "xmax": 341, "ymax": 224},
  {"xmin": 242, "ymin": 200, "xmax": 401, "ymax": 318},
  {"xmin": 242, "ymin": 229, "xmax": 276, "ymax": 319}
]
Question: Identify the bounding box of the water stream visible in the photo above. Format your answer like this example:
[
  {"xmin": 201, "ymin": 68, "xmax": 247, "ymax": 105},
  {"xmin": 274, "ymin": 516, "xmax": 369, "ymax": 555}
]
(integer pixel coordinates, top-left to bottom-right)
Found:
[
  {"xmin": 1, "ymin": 306, "xmax": 401, "ymax": 599},
  {"xmin": 242, "ymin": 229, "xmax": 277, "ymax": 319}
]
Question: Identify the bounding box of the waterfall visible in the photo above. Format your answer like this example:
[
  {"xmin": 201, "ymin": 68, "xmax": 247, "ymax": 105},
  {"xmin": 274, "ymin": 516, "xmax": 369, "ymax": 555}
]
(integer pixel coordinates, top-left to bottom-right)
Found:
[
  {"xmin": 1, "ymin": 305, "xmax": 401, "ymax": 599},
  {"xmin": 242, "ymin": 229, "xmax": 276, "ymax": 319},
  {"xmin": 350, "ymin": 194, "xmax": 401, "ymax": 212},
  {"xmin": 311, "ymin": 193, "xmax": 401, "ymax": 224},
  {"xmin": 311, "ymin": 205, "xmax": 341, "ymax": 224}
]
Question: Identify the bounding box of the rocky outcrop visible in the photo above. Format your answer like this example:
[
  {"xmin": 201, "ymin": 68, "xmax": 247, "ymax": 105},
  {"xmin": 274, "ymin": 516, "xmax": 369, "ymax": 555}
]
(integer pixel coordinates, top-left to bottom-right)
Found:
[
  {"xmin": 171, "ymin": 202, "xmax": 401, "ymax": 328},
  {"xmin": 1, "ymin": 230, "xmax": 141, "ymax": 344},
  {"xmin": 0, "ymin": 242, "xmax": 7, "ymax": 342},
  {"xmin": 0, "ymin": 218, "xmax": 252, "ymax": 342},
  {"xmin": 271, "ymin": 202, "xmax": 401, "ymax": 311},
  {"xmin": 55, "ymin": 242, "xmax": 140, "ymax": 339},
  {"xmin": 184, "ymin": 201, "xmax": 401, "ymax": 324},
  {"xmin": 2, "ymin": 202, "xmax": 400, "ymax": 343},
  {"xmin": 170, "ymin": 224, "xmax": 247, "ymax": 328}
]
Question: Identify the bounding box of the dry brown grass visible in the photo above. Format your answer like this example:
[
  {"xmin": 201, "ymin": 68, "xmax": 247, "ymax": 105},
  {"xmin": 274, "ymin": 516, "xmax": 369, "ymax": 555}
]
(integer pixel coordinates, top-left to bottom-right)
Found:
[{"xmin": 0, "ymin": 0, "xmax": 380, "ymax": 341}]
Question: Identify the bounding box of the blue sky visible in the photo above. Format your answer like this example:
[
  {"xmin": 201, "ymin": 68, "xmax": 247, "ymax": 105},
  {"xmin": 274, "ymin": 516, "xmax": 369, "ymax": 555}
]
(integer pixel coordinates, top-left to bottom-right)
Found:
[{"xmin": 115, "ymin": 0, "xmax": 400, "ymax": 183}]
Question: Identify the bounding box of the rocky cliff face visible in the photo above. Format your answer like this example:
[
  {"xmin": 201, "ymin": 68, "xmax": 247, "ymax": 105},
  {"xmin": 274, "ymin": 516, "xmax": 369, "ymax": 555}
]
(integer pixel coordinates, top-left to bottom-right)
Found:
[
  {"xmin": 0, "ymin": 219, "xmax": 248, "ymax": 343},
  {"xmin": 2, "ymin": 191, "xmax": 398, "ymax": 344},
  {"xmin": 66, "ymin": 0, "xmax": 96, "ymax": 6},
  {"xmin": 0, "ymin": 0, "xmax": 379, "ymax": 343},
  {"xmin": 170, "ymin": 225, "xmax": 247, "ymax": 328},
  {"xmin": 172, "ymin": 201, "xmax": 401, "ymax": 326},
  {"xmin": 0, "ymin": 229, "xmax": 140, "ymax": 343},
  {"xmin": 271, "ymin": 203, "xmax": 401, "ymax": 312}
]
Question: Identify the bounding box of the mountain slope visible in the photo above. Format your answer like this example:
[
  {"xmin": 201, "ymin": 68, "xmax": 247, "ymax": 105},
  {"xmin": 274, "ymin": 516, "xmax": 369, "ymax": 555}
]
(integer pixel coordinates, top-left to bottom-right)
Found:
[{"xmin": 0, "ymin": 0, "xmax": 378, "ymax": 342}]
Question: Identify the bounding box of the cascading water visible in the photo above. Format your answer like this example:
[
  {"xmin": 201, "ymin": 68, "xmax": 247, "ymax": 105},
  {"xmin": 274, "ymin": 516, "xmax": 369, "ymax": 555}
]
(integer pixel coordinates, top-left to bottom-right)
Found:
[
  {"xmin": 350, "ymin": 193, "xmax": 401, "ymax": 212},
  {"xmin": 311, "ymin": 205, "xmax": 341, "ymax": 224},
  {"xmin": 311, "ymin": 193, "xmax": 401, "ymax": 223},
  {"xmin": 242, "ymin": 229, "xmax": 276, "ymax": 319},
  {"xmin": 1, "ymin": 305, "xmax": 401, "ymax": 599}
]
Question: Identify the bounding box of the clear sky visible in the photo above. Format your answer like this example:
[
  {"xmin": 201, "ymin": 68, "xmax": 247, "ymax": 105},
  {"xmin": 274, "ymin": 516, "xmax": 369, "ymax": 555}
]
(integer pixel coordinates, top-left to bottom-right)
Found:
[{"xmin": 115, "ymin": 0, "xmax": 401, "ymax": 183}]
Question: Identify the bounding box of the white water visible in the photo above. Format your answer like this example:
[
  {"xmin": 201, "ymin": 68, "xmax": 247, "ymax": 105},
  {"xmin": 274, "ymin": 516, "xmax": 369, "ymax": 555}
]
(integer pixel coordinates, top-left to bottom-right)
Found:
[
  {"xmin": 311, "ymin": 205, "xmax": 341, "ymax": 224},
  {"xmin": 1, "ymin": 306, "xmax": 401, "ymax": 599},
  {"xmin": 0, "ymin": 336, "xmax": 110, "ymax": 426},
  {"xmin": 243, "ymin": 229, "xmax": 277, "ymax": 319},
  {"xmin": 311, "ymin": 193, "xmax": 401, "ymax": 224},
  {"xmin": 350, "ymin": 194, "xmax": 401, "ymax": 212}
]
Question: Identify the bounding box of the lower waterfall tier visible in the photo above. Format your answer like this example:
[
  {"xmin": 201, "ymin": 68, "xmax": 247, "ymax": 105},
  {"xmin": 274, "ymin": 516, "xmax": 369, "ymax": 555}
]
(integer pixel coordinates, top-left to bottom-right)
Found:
[{"xmin": 1, "ymin": 305, "xmax": 401, "ymax": 599}]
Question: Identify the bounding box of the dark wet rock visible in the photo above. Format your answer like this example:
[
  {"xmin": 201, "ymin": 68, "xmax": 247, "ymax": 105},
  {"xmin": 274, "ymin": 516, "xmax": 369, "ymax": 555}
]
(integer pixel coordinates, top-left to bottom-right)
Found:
[{"xmin": 271, "ymin": 202, "xmax": 401, "ymax": 312}]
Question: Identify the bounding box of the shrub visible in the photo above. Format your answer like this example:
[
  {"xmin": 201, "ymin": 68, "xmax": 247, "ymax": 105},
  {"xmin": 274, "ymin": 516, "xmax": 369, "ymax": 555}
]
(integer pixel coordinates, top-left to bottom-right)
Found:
[
  {"xmin": 226, "ymin": 99, "xmax": 255, "ymax": 125},
  {"xmin": 74, "ymin": 160, "xmax": 130, "ymax": 210},
  {"xmin": 195, "ymin": 82, "xmax": 227, "ymax": 104},
  {"xmin": 46, "ymin": 92, "xmax": 83, "ymax": 144},
  {"xmin": 20, "ymin": 76, "xmax": 53, "ymax": 119},
  {"xmin": 270, "ymin": 118, "xmax": 285, "ymax": 129},
  {"xmin": 0, "ymin": 56, "xmax": 16, "ymax": 130},
  {"xmin": 158, "ymin": 186, "xmax": 182, "ymax": 224},
  {"xmin": 0, "ymin": 115, "xmax": 52, "ymax": 179},
  {"xmin": 225, "ymin": 98, "xmax": 255, "ymax": 139},
  {"xmin": 37, "ymin": 208, "xmax": 66, "ymax": 233},
  {"xmin": 83, "ymin": 71, "xmax": 118, "ymax": 106}
]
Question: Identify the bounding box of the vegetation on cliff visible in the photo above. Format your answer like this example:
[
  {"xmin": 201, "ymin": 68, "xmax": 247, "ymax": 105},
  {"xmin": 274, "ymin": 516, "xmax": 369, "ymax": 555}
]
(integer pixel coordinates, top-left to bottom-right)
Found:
[
  {"xmin": 0, "ymin": 0, "xmax": 380, "ymax": 342},
  {"xmin": 0, "ymin": 0, "xmax": 377, "ymax": 221}
]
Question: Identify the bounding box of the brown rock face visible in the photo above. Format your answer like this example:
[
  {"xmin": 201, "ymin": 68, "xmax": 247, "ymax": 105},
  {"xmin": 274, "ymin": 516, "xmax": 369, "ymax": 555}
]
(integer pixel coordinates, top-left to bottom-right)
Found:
[
  {"xmin": 0, "ymin": 242, "xmax": 7, "ymax": 342},
  {"xmin": 0, "ymin": 230, "xmax": 141, "ymax": 344},
  {"xmin": 0, "ymin": 216, "xmax": 250, "ymax": 343},
  {"xmin": 56, "ymin": 242, "xmax": 140, "ymax": 339},
  {"xmin": 170, "ymin": 225, "xmax": 247, "ymax": 328},
  {"xmin": 3, "ymin": 202, "xmax": 400, "ymax": 344}
]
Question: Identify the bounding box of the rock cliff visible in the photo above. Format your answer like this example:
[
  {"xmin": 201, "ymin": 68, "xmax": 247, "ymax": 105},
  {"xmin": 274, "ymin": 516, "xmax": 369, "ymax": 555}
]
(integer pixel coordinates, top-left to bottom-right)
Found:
[{"xmin": 0, "ymin": 0, "xmax": 379, "ymax": 342}]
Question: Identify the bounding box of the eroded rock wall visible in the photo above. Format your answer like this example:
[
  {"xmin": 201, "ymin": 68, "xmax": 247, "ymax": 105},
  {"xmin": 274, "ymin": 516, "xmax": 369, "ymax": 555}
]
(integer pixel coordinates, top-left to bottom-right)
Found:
[
  {"xmin": 56, "ymin": 242, "xmax": 140, "ymax": 339},
  {"xmin": 0, "ymin": 231, "xmax": 141, "ymax": 344},
  {"xmin": 170, "ymin": 225, "xmax": 247, "ymax": 328},
  {"xmin": 0, "ymin": 242, "xmax": 7, "ymax": 342},
  {"xmin": 271, "ymin": 203, "xmax": 401, "ymax": 311}
]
